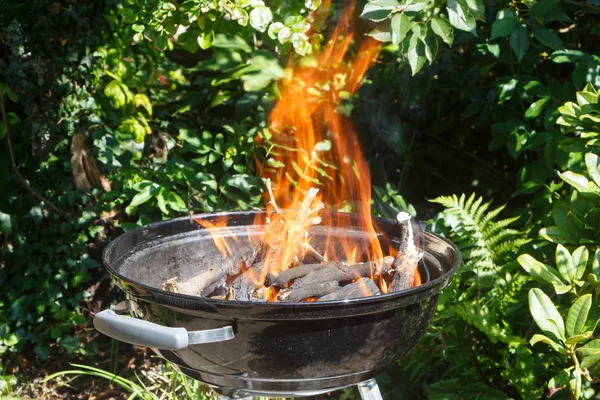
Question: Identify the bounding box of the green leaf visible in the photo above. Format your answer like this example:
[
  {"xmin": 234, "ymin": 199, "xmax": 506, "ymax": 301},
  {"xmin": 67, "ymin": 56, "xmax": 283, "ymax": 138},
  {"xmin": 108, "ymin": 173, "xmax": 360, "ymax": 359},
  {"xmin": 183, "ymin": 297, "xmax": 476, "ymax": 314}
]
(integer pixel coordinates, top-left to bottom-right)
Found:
[
  {"xmin": 156, "ymin": 188, "xmax": 169, "ymax": 215},
  {"xmin": 528, "ymin": 288, "xmax": 565, "ymax": 342},
  {"xmin": 198, "ymin": 30, "xmax": 215, "ymax": 50},
  {"xmin": 561, "ymin": 171, "xmax": 600, "ymax": 194},
  {"xmin": 577, "ymin": 339, "xmax": 600, "ymax": 369},
  {"xmin": 525, "ymin": 97, "xmax": 550, "ymax": 119},
  {"xmin": 550, "ymin": 49, "xmax": 585, "ymax": 63},
  {"xmin": 491, "ymin": 17, "xmax": 518, "ymax": 39},
  {"xmin": 154, "ymin": 35, "xmax": 169, "ymax": 51},
  {"xmin": 447, "ymin": 0, "xmax": 476, "ymax": 33},
  {"xmin": 531, "ymin": 24, "xmax": 563, "ymax": 50},
  {"xmin": 126, "ymin": 184, "xmax": 157, "ymax": 215},
  {"xmin": 548, "ymin": 369, "xmax": 570, "ymax": 397},
  {"xmin": 249, "ymin": 7, "xmax": 272, "ymax": 32},
  {"xmin": 510, "ymin": 24, "xmax": 529, "ymax": 61},
  {"xmin": 407, "ymin": 34, "xmax": 427, "ymax": 75},
  {"xmin": 391, "ymin": 13, "xmax": 412, "ymax": 45},
  {"xmin": 566, "ymin": 332, "xmax": 593, "ymax": 346},
  {"xmin": 566, "ymin": 294, "xmax": 592, "ymax": 337},
  {"xmin": 0, "ymin": 212, "xmax": 11, "ymax": 235},
  {"xmin": 465, "ymin": 0, "xmax": 485, "ymax": 22},
  {"xmin": 572, "ymin": 246, "xmax": 589, "ymax": 280},
  {"xmin": 133, "ymin": 94, "xmax": 152, "ymax": 116},
  {"xmin": 166, "ymin": 191, "xmax": 187, "ymax": 212},
  {"xmin": 593, "ymin": 249, "xmax": 600, "ymax": 277},
  {"xmin": 424, "ymin": 30, "xmax": 438, "ymax": 63},
  {"xmin": 530, "ymin": 334, "xmax": 565, "ymax": 354},
  {"xmin": 585, "ymin": 153, "xmax": 600, "ymax": 188},
  {"xmin": 518, "ymin": 254, "xmax": 565, "ymax": 286},
  {"xmin": 360, "ymin": 2, "xmax": 397, "ymax": 22},
  {"xmin": 368, "ymin": 20, "xmax": 392, "ymax": 42},
  {"xmin": 529, "ymin": 0, "xmax": 571, "ymax": 22},
  {"xmin": 556, "ymin": 244, "xmax": 574, "ymax": 282},
  {"xmin": 430, "ymin": 17, "xmax": 453, "ymax": 46}
]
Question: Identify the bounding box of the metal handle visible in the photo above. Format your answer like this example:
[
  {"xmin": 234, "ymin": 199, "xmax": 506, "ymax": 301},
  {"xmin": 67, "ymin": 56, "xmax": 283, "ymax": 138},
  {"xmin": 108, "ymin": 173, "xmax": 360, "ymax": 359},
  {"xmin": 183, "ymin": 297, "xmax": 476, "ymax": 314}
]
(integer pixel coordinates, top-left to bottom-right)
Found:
[{"xmin": 93, "ymin": 300, "xmax": 234, "ymax": 350}]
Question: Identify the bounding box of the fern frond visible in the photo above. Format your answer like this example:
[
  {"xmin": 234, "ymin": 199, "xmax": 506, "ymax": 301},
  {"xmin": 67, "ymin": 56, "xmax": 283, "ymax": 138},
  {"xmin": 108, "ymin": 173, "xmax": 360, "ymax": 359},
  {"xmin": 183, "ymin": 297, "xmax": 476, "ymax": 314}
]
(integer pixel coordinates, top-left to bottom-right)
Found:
[{"xmin": 430, "ymin": 193, "xmax": 530, "ymax": 274}]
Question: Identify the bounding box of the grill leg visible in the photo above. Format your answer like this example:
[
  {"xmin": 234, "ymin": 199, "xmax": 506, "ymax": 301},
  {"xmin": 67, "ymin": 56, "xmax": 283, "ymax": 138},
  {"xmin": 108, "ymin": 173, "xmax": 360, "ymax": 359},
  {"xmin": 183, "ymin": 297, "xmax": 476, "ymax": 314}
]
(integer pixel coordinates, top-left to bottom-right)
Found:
[{"xmin": 357, "ymin": 379, "xmax": 383, "ymax": 400}]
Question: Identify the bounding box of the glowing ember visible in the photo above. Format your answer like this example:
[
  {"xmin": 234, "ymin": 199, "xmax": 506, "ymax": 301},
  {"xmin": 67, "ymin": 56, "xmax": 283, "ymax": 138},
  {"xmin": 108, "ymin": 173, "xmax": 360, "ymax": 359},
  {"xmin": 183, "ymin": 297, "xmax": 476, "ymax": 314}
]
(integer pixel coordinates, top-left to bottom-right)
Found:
[{"xmin": 177, "ymin": 0, "xmax": 423, "ymax": 302}]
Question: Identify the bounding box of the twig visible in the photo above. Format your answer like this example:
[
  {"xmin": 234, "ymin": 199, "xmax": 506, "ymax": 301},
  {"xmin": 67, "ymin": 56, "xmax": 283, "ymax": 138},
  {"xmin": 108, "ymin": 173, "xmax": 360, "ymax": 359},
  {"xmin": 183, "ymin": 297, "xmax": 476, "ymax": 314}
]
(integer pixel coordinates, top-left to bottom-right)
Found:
[{"xmin": 1, "ymin": 95, "xmax": 70, "ymax": 219}]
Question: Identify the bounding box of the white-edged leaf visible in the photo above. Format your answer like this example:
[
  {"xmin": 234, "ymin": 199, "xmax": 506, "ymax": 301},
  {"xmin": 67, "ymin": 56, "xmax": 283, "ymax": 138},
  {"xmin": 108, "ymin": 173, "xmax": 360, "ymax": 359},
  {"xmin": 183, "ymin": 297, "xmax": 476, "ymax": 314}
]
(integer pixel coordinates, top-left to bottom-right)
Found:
[
  {"xmin": 430, "ymin": 17, "xmax": 453, "ymax": 46},
  {"xmin": 391, "ymin": 13, "xmax": 411, "ymax": 45}
]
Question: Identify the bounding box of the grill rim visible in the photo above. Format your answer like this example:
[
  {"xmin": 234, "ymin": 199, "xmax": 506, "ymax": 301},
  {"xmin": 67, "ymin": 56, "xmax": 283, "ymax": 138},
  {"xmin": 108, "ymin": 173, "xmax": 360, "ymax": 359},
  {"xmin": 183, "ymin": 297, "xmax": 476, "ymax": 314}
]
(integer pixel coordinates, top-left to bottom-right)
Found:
[{"xmin": 102, "ymin": 210, "xmax": 462, "ymax": 308}]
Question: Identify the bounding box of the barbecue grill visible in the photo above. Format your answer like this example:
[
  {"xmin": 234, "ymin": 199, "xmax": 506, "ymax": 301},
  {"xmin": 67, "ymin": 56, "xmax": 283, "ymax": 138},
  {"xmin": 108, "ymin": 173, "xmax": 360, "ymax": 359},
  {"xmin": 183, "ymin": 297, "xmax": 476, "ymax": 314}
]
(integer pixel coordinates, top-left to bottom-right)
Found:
[{"xmin": 94, "ymin": 211, "xmax": 461, "ymax": 399}]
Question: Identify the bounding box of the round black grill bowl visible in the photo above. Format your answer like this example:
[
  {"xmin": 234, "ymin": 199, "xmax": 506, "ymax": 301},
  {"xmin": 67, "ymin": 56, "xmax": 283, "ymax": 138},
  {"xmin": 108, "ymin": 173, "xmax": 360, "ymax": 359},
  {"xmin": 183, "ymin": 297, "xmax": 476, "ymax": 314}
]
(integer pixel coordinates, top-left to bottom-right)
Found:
[{"xmin": 101, "ymin": 211, "xmax": 461, "ymax": 396}]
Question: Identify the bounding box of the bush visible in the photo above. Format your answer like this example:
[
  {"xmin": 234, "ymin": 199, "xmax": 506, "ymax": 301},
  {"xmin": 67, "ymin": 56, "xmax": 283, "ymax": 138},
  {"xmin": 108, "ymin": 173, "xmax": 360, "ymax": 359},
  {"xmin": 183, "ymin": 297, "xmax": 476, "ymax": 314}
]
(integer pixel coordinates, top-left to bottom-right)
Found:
[{"xmin": 1, "ymin": 0, "xmax": 600, "ymax": 398}]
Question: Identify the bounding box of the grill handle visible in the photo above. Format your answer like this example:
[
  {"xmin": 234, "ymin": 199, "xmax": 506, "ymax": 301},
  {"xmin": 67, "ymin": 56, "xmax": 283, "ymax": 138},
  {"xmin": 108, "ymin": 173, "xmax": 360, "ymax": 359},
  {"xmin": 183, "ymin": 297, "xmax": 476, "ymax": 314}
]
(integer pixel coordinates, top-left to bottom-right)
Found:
[{"xmin": 93, "ymin": 300, "xmax": 234, "ymax": 350}]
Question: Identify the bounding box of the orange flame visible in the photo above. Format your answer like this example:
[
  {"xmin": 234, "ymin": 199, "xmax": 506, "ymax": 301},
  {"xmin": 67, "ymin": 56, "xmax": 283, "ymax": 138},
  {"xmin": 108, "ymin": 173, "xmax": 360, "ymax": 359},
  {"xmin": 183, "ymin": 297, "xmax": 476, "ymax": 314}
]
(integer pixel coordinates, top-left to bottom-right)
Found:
[
  {"xmin": 259, "ymin": 0, "xmax": 383, "ymax": 285},
  {"xmin": 194, "ymin": 0, "xmax": 420, "ymax": 300}
]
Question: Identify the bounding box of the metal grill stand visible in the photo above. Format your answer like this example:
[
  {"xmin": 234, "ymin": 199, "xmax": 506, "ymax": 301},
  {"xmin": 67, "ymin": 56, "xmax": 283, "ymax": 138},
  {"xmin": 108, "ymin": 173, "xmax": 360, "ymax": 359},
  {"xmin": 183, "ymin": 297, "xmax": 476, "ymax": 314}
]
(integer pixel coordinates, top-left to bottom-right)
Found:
[{"xmin": 216, "ymin": 378, "xmax": 383, "ymax": 400}]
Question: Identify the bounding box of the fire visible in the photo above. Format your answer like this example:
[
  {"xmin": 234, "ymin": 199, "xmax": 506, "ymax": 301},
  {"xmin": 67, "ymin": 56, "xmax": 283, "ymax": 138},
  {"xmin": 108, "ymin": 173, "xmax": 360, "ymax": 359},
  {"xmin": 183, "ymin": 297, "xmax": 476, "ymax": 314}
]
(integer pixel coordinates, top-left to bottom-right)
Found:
[
  {"xmin": 258, "ymin": 0, "xmax": 384, "ymax": 290},
  {"xmin": 192, "ymin": 0, "xmax": 420, "ymax": 301}
]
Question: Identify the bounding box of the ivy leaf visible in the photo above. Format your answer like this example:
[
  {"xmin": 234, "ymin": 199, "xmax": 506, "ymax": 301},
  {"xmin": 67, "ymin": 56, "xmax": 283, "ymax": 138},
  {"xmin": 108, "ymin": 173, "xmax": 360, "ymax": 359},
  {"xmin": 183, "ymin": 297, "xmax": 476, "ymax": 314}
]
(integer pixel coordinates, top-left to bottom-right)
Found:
[
  {"xmin": 531, "ymin": 24, "xmax": 563, "ymax": 50},
  {"xmin": 566, "ymin": 294, "xmax": 591, "ymax": 337},
  {"xmin": 391, "ymin": 13, "xmax": 411, "ymax": 45},
  {"xmin": 249, "ymin": 7, "xmax": 272, "ymax": 32},
  {"xmin": 407, "ymin": 34, "xmax": 427, "ymax": 75},
  {"xmin": 518, "ymin": 254, "xmax": 565, "ymax": 287},
  {"xmin": 447, "ymin": 0, "xmax": 476, "ymax": 33},
  {"xmin": 430, "ymin": 17, "xmax": 453, "ymax": 46},
  {"xmin": 528, "ymin": 288, "xmax": 565, "ymax": 342},
  {"xmin": 510, "ymin": 24, "xmax": 529, "ymax": 61},
  {"xmin": 491, "ymin": 17, "xmax": 517, "ymax": 39}
]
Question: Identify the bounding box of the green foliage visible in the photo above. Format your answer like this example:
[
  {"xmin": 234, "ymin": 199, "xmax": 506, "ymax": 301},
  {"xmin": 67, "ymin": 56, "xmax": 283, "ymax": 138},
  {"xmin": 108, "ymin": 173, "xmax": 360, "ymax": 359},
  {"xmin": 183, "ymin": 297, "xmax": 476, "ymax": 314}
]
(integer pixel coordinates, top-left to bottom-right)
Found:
[
  {"xmin": 430, "ymin": 193, "xmax": 531, "ymax": 276},
  {"xmin": 403, "ymin": 194, "xmax": 536, "ymax": 399},
  {"xmin": 1, "ymin": 0, "xmax": 600, "ymax": 398}
]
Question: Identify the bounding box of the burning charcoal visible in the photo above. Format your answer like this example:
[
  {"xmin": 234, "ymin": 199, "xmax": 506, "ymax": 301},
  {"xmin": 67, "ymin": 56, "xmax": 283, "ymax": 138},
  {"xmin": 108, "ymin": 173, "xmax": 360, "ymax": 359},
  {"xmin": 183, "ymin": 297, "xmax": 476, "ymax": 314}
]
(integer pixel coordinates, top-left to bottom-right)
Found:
[
  {"xmin": 317, "ymin": 278, "xmax": 380, "ymax": 301},
  {"xmin": 278, "ymin": 281, "xmax": 339, "ymax": 302},
  {"xmin": 265, "ymin": 261, "xmax": 336, "ymax": 288},
  {"xmin": 200, "ymin": 276, "xmax": 226, "ymax": 297},
  {"xmin": 390, "ymin": 212, "xmax": 424, "ymax": 293},
  {"xmin": 303, "ymin": 244, "xmax": 325, "ymax": 263},
  {"xmin": 350, "ymin": 256, "xmax": 395, "ymax": 278},
  {"xmin": 162, "ymin": 277, "xmax": 180, "ymax": 293},
  {"xmin": 230, "ymin": 262, "xmax": 267, "ymax": 301},
  {"xmin": 290, "ymin": 257, "xmax": 395, "ymax": 289}
]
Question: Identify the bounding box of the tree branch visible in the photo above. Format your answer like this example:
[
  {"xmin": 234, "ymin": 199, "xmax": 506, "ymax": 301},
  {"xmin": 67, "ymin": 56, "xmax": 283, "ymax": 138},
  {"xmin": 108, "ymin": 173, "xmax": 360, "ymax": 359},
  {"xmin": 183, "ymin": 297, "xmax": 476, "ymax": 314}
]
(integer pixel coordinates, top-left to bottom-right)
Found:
[{"xmin": 1, "ymin": 95, "xmax": 70, "ymax": 219}]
